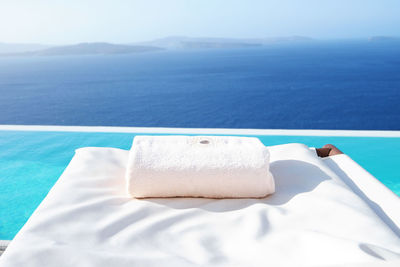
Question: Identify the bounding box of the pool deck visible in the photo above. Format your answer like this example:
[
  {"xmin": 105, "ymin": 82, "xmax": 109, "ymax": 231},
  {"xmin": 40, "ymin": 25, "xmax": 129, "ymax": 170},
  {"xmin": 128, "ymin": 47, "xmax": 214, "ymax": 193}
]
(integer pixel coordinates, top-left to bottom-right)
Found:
[{"xmin": 0, "ymin": 125, "xmax": 400, "ymax": 137}]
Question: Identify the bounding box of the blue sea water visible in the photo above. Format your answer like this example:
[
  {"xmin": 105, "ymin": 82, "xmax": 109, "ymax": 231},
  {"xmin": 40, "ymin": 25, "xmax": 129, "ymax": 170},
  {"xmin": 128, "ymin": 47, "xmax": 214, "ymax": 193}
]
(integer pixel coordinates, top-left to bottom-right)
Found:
[{"xmin": 0, "ymin": 41, "xmax": 399, "ymax": 129}]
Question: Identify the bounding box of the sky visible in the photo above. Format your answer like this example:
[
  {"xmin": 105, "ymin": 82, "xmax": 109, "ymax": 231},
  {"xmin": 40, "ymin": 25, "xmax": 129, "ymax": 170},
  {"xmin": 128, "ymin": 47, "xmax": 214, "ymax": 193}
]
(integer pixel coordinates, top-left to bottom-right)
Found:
[{"xmin": 0, "ymin": 0, "xmax": 399, "ymax": 44}]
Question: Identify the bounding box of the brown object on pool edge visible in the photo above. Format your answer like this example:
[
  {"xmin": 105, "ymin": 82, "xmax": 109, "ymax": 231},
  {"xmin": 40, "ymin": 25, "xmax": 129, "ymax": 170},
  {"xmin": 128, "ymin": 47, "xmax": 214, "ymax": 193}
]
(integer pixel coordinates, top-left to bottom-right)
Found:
[{"xmin": 316, "ymin": 144, "xmax": 343, "ymax": 158}]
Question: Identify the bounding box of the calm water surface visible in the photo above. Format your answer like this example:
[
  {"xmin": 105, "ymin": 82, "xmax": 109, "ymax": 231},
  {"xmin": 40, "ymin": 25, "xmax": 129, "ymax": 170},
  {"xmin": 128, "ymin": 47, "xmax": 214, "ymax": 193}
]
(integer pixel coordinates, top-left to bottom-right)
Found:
[{"xmin": 0, "ymin": 41, "xmax": 399, "ymax": 129}]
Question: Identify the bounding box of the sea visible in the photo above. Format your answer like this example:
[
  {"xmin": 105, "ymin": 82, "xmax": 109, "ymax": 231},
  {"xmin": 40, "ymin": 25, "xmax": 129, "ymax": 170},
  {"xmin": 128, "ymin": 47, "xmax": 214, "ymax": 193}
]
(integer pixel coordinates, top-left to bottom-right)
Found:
[{"xmin": 0, "ymin": 40, "xmax": 399, "ymax": 129}]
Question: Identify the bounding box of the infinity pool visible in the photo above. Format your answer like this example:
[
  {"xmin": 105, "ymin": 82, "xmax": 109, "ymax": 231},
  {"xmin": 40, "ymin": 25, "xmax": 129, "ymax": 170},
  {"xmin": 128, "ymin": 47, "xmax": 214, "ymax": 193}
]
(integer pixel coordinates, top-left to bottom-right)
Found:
[{"xmin": 0, "ymin": 129, "xmax": 399, "ymax": 240}]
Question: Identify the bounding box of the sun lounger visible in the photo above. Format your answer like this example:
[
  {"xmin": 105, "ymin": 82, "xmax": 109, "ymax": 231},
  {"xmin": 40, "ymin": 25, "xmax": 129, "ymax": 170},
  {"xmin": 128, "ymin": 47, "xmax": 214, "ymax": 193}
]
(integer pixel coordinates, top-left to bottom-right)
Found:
[{"xmin": 0, "ymin": 143, "xmax": 399, "ymax": 266}]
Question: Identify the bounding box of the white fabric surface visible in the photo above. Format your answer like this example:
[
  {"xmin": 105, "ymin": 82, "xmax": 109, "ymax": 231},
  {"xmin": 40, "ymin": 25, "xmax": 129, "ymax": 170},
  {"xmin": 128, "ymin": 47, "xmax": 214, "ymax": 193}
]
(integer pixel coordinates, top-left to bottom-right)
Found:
[
  {"xmin": 126, "ymin": 135, "xmax": 274, "ymax": 198},
  {"xmin": 1, "ymin": 143, "xmax": 400, "ymax": 267},
  {"xmin": 323, "ymin": 154, "xmax": 400, "ymax": 237}
]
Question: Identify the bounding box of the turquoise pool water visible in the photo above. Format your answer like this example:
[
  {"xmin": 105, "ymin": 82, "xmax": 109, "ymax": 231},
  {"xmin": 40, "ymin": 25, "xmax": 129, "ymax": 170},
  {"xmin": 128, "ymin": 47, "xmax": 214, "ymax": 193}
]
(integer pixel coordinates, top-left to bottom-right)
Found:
[{"xmin": 0, "ymin": 130, "xmax": 399, "ymax": 240}]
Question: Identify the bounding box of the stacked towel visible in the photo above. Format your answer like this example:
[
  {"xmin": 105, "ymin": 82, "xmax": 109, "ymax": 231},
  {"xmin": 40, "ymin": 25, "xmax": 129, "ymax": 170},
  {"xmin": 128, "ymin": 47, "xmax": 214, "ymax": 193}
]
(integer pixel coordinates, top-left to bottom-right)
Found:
[{"xmin": 126, "ymin": 135, "xmax": 274, "ymax": 198}]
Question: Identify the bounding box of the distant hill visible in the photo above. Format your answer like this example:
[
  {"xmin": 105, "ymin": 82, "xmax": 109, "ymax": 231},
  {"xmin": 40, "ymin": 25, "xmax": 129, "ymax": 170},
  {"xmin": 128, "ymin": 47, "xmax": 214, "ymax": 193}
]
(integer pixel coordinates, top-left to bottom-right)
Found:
[
  {"xmin": 0, "ymin": 37, "xmax": 315, "ymax": 56},
  {"xmin": 133, "ymin": 36, "xmax": 314, "ymax": 49},
  {"xmin": 1, "ymin": 42, "xmax": 164, "ymax": 56},
  {"xmin": 263, "ymin": 36, "xmax": 314, "ymax": 43},
  {"xmin": 0, "ymin": 43, "xmax": 51, "ymax": 54},
  {"xmin": 368, "ymin": 36, "xmax": 400, "ymax": 42},
  {"xmin": 180, "ymin": 42, "xmax": 263, "ymax": 49}
]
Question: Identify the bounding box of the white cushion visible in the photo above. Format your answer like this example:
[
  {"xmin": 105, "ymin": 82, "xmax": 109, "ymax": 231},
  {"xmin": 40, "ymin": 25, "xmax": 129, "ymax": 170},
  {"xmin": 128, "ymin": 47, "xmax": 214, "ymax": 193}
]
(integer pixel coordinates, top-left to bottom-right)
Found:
[{"xmin": 1, "ymin": 143, "xmax": 399, "ymax": 267}]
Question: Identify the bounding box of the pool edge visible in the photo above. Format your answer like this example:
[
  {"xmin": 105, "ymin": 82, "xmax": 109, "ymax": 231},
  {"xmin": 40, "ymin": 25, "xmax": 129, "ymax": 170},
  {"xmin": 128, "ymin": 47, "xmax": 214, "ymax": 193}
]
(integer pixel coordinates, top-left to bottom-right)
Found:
[{"xmin": 1, "ymin": 125, "xmax": 400, "ymax": 137}]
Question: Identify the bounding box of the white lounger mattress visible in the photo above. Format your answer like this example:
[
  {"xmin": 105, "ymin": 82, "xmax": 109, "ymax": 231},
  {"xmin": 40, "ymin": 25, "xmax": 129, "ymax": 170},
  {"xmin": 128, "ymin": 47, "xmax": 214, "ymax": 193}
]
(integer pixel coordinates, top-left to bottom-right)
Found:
[{"xmin": 1, "ymin": 143, "xmax": 399, "ymax": 267}]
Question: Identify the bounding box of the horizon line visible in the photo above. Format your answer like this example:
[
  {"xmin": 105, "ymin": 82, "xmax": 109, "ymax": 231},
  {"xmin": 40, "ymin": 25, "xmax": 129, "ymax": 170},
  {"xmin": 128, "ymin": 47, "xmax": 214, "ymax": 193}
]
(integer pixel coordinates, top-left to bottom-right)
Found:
[{"xmin": 1, "ymin": 35, "xmax": 399, "ymax": 46}]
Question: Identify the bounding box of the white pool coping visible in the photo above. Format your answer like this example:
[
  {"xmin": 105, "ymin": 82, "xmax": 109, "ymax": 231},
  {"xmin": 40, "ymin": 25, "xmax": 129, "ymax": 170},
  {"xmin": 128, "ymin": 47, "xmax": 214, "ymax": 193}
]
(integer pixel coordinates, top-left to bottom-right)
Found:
[{"xmin": 0, "ymin": 125, "xmax": 400, "ymax": 137}]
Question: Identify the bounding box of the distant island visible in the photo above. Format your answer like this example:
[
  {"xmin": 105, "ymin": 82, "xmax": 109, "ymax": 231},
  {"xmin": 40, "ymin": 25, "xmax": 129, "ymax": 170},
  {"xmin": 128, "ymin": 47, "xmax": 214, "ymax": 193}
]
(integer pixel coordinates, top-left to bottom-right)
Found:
[
  {"xmin": 0, "ymin": 36, "xmax": 314, "ymax": 56},
  {"xmin": 1, "ymin": 35, "xmax": 398, "ymax": 57},
  {"xmin": 368, "ymin": 36, "xmax": 400, "ymax": 42},
  {"xmin": 133, "ymin": 36, "xmax": 314, "ymax": 49},
  {"xmin": 1, "ymin": 42, "xmax": 163, "ymax": 57},
  {"xmin": 179, "ymin": 41, "xmax": 262, "ymax": 49}
]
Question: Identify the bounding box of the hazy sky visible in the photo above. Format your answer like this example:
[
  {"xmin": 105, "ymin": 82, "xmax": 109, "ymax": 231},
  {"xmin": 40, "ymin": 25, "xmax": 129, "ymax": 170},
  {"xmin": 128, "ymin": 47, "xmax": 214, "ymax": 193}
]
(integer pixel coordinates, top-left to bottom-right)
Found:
[{"xmin": 1, "ymin": 0, "xmax": 399, "ymax": 44}]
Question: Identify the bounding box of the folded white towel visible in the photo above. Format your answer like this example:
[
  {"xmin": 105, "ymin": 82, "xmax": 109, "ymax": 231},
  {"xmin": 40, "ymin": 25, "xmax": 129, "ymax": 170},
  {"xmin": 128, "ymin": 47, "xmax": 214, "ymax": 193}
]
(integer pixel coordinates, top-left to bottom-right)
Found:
[{"xmin": 126, "ymin": 135, "xmax": 275, "ymax": 198}]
